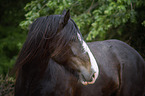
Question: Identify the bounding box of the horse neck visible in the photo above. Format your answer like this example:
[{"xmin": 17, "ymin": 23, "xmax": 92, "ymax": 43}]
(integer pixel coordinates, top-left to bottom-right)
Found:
[
  {"xmin": 41, "ymin": 59, "xmax": 79, "ymax": 96},
  {"xmin": 15, "ymin": 57, "xmax": 79, "ymax": 96}
]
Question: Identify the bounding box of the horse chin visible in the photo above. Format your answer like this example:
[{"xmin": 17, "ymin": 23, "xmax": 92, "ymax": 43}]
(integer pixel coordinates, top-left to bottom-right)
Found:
[{"xmin": 80, "ymin": 73, "xmax": 97, "ymax": 85}]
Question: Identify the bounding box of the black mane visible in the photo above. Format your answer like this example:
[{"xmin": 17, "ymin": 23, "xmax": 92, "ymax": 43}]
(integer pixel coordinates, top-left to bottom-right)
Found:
[{"xmin": 14, "ymin": 15, "xmax": 79, "ymax": 74}]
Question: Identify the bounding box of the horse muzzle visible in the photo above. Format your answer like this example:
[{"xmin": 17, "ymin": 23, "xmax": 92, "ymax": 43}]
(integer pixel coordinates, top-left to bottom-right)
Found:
[{"xmin": 79, "ymin": 67, "xmax": 98, "ymax": 85}]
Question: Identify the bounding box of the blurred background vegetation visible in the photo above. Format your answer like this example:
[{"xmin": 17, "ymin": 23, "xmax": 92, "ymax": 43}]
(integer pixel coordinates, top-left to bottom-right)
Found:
[{"xmin": 0, "ymin": 0, "xmax": 145, "ymax": 76}]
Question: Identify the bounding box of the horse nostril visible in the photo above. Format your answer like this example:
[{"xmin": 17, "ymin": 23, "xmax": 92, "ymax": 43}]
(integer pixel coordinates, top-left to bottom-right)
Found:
[
  {"xmin": 92, "ymin": 73, "xmax": 97, "ymax": 81},
  {"xmin": 90, "ymin": 72, "xmax": 97, "ymax": 81},
  {"xmin": 92, "ymin": 73, "xmax": 95, "ymax": 78},
  {"xmin": 90, "ymin": 72, "xmax": 95, "ymax": 78}
]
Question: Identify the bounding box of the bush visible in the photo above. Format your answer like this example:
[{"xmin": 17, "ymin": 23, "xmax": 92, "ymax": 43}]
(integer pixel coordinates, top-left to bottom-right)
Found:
[{"xmin": 0, "ymin": 75, "xmax": 14, "ymax": 96}]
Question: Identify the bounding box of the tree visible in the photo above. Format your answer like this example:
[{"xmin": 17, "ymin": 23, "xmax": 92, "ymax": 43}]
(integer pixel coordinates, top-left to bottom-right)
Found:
[
  {"xmin": 20, "ymin": 0, "xmax": 145, "ymax": 58},
  {"xmin": 0, "ymin": 0, "xmax": 31, "ymax": 74}
]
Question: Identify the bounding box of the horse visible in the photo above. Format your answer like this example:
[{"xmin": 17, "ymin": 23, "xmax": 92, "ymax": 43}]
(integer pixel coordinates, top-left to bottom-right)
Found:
[
  {"xmin": 23, "ymin": 40, "xmax": 145, "ymax": 96},
  {"xmin": 13, "ymin": 10, "xmax": 99, "ymax": 96},
  {"xmin": 14, "ymin": 10, "xmax": 145, "ymax": 96}
]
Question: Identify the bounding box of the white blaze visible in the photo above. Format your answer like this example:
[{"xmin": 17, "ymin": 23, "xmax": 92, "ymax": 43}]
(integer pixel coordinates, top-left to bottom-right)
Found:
[{"xmin": 77, "ymin": 33, "xmax": 99, "ymax": 79}]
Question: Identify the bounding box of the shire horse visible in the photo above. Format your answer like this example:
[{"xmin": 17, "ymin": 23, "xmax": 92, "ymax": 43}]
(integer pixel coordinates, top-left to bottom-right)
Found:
[{"xmin": 14, "ymin": 10, "xmax": 145, "ymax": 96}]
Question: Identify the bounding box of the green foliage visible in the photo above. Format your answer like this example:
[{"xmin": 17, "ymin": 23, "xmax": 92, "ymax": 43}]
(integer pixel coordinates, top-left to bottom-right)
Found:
[
  {"xmin": 88, "ymin": 0, "xmax": 136, "ymax": 40},
  {"xmin": 20, "ymin": 0, "xmax": 145, "ymax": 40},
  {"xmin": 0, "ymin": 26, "xmax": 26, "ymax": 74},
  {"xmin": 0, "ymin": 0, "xmax": 30, "ymax": 75},
  {"xmin": 142, "ymin": 20, "xmax": 145, "ymax": 26},
  {"xmin": 0, "ymin": 75, "xmax": 14, "ymax": 96},
  {"xmin": 20, "ymin": 0, "xmax": 145, "ymax": 58}
]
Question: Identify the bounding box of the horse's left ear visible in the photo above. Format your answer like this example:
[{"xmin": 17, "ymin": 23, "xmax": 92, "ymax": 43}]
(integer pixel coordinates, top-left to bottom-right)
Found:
[{"xmin": 59, "ymin": 9, "xmax": 70, "ymax": 29}]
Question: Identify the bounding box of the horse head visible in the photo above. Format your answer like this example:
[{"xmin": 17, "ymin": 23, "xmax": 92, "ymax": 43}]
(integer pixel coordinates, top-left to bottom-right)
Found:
[
  {"xmin": 49, "ymin": 10, "xmax": 99, "ymax": 85},
  {"xmin": 16, "ymin": 10, "xmax": 99, "ymax": 85}
]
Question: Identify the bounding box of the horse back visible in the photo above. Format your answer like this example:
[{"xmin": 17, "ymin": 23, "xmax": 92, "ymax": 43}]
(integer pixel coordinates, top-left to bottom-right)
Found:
[{"xmin": 84, "ymin": 39, "xmax": 145, "ymax": 96}]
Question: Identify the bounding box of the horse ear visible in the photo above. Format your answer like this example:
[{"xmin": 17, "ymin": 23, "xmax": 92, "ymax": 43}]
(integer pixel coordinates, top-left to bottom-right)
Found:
[
  {"xmin": 59, "ymin": 9, "xmax": 70, "ymax": 29},
  {"xmin": 62, "ymin": 9, "xmax": 70, "ymax": 24}
]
